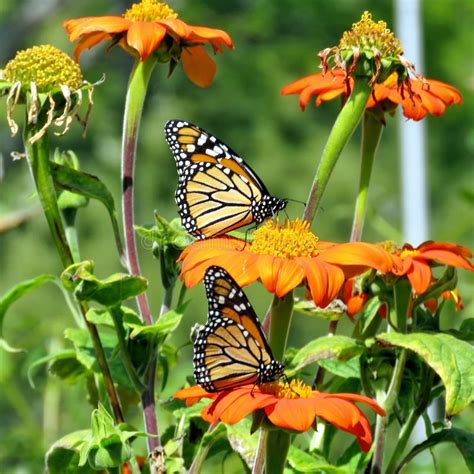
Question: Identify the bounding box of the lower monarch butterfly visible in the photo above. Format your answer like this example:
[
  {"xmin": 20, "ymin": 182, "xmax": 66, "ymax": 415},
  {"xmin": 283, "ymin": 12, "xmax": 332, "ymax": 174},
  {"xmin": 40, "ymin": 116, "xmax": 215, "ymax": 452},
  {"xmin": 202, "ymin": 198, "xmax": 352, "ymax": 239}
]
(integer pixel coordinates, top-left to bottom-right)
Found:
[
  {"xmin": 164, "ymin": 120, "xmax": 287, "ymax": 239},
  {"xmin": 193, "ymin": 266, "xmax": 284, "ymax": 392}
]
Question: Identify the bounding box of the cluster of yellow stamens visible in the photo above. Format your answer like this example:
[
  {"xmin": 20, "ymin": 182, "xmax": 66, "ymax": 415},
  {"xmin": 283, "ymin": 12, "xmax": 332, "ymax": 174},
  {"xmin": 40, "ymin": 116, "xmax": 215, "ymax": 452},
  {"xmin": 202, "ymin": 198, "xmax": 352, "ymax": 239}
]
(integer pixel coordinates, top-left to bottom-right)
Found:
[
  {"xmin": 262, "ymin": 379, "xmax": 313, "ymax": 399},
  {"xmin": 340, "ymin": 11, "xmax": 403, "ymax": 58},
  {"xmin": 3, "ymin": 45, "xmax": 83, "ymax": 93},
  {"xmin": 399, "ymin": 248, "xmax": 421, "ymax": 259},
  {"xmin": 124, "ymin": 0, "xmax": 178, "ymax": 22},
  {"xmin": 251, "ymin": 219, "xmax": 320, "ymax": 258}
]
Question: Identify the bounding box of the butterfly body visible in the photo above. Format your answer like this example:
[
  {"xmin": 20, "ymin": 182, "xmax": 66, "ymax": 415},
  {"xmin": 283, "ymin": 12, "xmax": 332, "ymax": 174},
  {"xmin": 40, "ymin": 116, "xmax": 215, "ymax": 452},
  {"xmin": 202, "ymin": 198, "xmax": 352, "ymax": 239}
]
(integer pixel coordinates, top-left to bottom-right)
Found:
[
  {"xmin": 193, "ymin": 266, "xmax": 284, "ymax": 392},
  {"xmin": 165, "ymin": 120, "xmax": 287, "ymax": 239}
]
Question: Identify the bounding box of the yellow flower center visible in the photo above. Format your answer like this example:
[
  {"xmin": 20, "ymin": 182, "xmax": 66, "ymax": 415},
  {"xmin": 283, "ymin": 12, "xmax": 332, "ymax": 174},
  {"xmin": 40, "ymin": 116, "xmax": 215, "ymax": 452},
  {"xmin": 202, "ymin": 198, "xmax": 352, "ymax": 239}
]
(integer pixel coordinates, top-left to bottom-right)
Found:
[
  {"xmin": 3, "ymin": 45, "xmax": 83, "ymax": 93},
  {"xmin": 251, "ymin": 219, "xmax": 319, "ymax": 258},
  {"xmin": 400, "ymin": 249, "xmax": 421, "ymax": 259},
  {"xmin": 124, "ymin": 0, "xmax": 178, "ymax": 22},
  {"xmin": 261, "ymin": 379, "xmax": 313, "ymax": 399},
  {"xmin": 339, "ymin": 11, "xmax": 403, "ymax": 57}
]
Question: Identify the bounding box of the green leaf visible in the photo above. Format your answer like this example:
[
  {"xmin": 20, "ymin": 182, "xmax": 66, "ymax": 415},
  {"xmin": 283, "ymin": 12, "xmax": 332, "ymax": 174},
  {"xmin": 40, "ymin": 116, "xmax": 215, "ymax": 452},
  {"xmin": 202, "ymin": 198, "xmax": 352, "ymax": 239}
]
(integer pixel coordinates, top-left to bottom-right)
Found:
[
  {"xmin": 287, "ymin": 446, "xmax": 348, "ymax": 473},
  {"xmin": 61, "ymin": 261, "xmax": 148, "ymax": 306},
  {"xmin": 377, "ymin": 332, "xmax": 474, "ymax": 415},
  {"xmin": 127, "ymin": 304, "xmax": 186, "ymax": 340},
  {"xmin": 226, "ymin": 418, "xmax": 259, "ymax": 468},
  {"xmin": 45, "ymin": 430, "xmax": 95, "ymax": 474},
  {"xmin": 28, "ymin": 351, "xmax": 88, "ymax": 387},
  {"xmin": 0, "ymin": 274, "xmax": 57, "ymax": 351},
  {"xmin": 51, "ymin": 162, "xmax": 124, "ymax": 262},
  {"xmin": 294, "ymin": 299, "xmax": 344, "ymax": 321},
  {"xmin": 287, "ymin": 336, "xmax": 365, "ymax": 376},
  {"xmin": 396, "ymin": 428, "xmax": 474, "ymax": 473},
  {"xmin": 357, "ymin": 296, "xmax": 382, "ymax": 335},
  {"xmin": 318, "ymin": 357, "xmax": 360, "ymax": 379},
  {"xmin": 448, "ymin": 318, "xmax": 474, "ymax": 342}
]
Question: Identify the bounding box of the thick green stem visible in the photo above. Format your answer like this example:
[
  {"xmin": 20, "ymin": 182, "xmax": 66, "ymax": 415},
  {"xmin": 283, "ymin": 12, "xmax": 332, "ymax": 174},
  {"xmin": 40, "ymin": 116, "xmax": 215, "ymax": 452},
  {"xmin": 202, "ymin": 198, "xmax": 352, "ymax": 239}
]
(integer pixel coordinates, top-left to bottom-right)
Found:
[
  {"xmin": 24, "ymin": 126, "xmax": 124, "ymax": 424},
  {"xmin": 121, "ymin": 56, "xmax": 160, "ymax": 452},
  {"xmin": 350, "ymin": 112, "xmax": 384, "ymax": 241},
  {"xmin": 252, "ymin": 429, "xmax": 268, "ymax": 474},
  {"xmin": 265, "ymin": 293, "xmax": 294, "ymax": 474},
  {"xmin": 303, "ymin": 78, "xmax": 372, "ymax": 224}
]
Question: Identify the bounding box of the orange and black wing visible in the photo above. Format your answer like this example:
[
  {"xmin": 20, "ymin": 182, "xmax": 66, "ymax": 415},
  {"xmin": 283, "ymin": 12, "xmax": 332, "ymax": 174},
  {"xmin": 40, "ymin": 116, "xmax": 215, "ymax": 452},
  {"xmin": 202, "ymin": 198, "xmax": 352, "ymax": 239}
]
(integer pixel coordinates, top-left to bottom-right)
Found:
[
  {"xmin": 164, "ymin": 120, "xmax": 287, "ymax": 239},
  {"xmin": 193, "ymin": 266, "xmax": 284, "ymax": 392}
]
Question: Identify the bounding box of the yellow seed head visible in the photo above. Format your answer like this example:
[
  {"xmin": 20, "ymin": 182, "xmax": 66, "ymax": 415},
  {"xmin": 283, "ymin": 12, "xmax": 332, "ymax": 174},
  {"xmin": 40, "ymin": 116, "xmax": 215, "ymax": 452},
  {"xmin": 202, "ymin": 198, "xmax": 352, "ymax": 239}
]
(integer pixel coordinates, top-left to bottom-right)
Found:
[
  {"xmin": 340, "ymin": 11, "xmax": 403, "ymax": 57},
  {"xmin": 3, "ymin": 45, "xmax": 83, "ymax": 93},
  {"xmin": 124, "ymin": 0, "xmax": 178, "ymax": 21},
  {"xmin": 251, "ymin": 219, "xmax": 320, "ymax": 258}
]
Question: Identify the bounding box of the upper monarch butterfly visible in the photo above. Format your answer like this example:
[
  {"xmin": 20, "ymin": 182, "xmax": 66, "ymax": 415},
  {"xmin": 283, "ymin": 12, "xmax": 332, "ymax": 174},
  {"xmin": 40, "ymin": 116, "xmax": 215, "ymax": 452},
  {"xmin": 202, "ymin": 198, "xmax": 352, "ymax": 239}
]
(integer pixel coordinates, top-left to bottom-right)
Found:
[
  {"xmin": 193, "ymin": 265, "xmax": 284, "ymax": 392},
  {"xmin": 164, "ymin": 120, "xmax": 287, "ymax": 239}
]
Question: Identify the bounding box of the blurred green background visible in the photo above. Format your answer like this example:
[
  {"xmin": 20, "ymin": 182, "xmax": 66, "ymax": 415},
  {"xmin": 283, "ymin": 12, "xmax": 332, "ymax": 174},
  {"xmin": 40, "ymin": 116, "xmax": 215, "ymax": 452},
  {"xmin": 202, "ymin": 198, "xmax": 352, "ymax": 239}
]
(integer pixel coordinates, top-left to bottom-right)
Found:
[{"xmin": 0, "ymin": 0, "xmax": 472, "ymax": 472}]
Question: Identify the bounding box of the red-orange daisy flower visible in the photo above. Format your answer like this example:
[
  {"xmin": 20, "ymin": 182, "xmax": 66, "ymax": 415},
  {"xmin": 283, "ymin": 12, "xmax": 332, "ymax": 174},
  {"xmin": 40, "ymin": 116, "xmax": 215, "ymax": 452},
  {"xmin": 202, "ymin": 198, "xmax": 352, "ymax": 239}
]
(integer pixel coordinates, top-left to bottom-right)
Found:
[
  {"xmin": 281, "ymin": 70, "xmax": 462, "ymax": 121},
  {"xmin": 174, "ymin": 380, "xmax": 385, "ymax": 452},
  {"xmin": 390, "ymin": 241, "xmax": 473, "ymax": 294},
  {"xmin": 63, "ymin": 0, "xmax": 233, "ymax": 87},
  {"xmin": 179, "ymin": 219, "xmax": 392, "ymax": 308}
]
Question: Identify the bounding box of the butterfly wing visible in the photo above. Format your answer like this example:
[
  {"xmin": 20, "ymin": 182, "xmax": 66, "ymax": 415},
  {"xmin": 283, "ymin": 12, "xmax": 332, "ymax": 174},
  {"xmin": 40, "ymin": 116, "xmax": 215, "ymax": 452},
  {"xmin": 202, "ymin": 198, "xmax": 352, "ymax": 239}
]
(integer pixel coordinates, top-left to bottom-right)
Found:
[
  {"xmin": 193, "ymin": 266, "xmax": 283, "ymax": 392},
  {"xmin": 165, "ymin": 120, "xmax": 287, "ymax": 239}
]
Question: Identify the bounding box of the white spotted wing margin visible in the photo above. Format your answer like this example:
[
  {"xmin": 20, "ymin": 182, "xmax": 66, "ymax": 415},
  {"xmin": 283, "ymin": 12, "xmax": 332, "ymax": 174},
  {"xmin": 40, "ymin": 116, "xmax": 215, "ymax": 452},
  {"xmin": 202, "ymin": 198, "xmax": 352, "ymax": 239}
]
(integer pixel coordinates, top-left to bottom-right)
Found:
[{"xmin": 193, "ymin": 266, "xmax": 284, "ymax": 392}]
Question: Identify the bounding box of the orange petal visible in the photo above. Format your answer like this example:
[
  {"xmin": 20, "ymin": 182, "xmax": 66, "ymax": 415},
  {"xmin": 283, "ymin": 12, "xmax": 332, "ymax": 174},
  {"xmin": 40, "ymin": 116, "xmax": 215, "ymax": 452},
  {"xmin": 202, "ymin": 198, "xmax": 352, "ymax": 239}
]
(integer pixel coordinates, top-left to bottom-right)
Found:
[
  {"xmin": 266, "ymin": 397, "xmax": 316, "ymax": 431},
  {"xmin": 420, "ymin": 250, "xmax": 474, "ymax": 271},
  {"xmin": 182, "ymin": 45, "xmax": 216, "ymax": 88},
  {"xmin": 418, "ymin": 241, "xmax": 472, "ymax": 258},
  {"xmin": 319, "ymin": 242, "xmax": 393, "ymax": 273},
  {"xmin": 72, "ymin": 32, "xmax": 111, "ymax": 61},
  {"xmin": 297, "ymin": 257, "xmax": 344, "ymax": 308},
  {"xmin": 332, "ymin": 393, "xmax": 386, "ymax": 417},
  {"xmin": 64, "ymin": 16, "xmax": 130, "ymax": 41},
  {"xmin": 173, "ymin": 385, "xmax": 216, "ymax": 406},
  {"xmin": 126, "ymin": 21, "xmax": 166, "ymax": 61},
  {"xmin": 187, "ymin": 25, "xmax": 234, "ymax": 50},
  {"xmin": 256, "ymin": 255, "xmax": 284, "ymax": 294},
  {"xmin": 406, "ymin": 259, "xmax": 432, "ymax": 294},
  {"xmin": 274, "ymin": 260, "xmax": 305, "ymax": 297},
  {"xmin": 160, "ymin": 18, "xmax": 192, "ymax": 38},
  {"xmin": 281, "ymin": 74, "xmax": 324, "ymax": 95}
]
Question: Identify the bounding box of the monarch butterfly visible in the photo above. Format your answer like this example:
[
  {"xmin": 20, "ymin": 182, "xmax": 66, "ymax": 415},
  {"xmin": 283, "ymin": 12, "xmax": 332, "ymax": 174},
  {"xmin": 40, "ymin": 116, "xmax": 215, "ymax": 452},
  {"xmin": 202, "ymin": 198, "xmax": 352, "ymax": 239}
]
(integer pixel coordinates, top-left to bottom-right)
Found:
[
  {"xmin": 193, "ymin": 266, "xmax": 284, "ymax": 392},
  {"xmin": 164, "ymin": 120, "xmax": 287, "ymax": 239}
]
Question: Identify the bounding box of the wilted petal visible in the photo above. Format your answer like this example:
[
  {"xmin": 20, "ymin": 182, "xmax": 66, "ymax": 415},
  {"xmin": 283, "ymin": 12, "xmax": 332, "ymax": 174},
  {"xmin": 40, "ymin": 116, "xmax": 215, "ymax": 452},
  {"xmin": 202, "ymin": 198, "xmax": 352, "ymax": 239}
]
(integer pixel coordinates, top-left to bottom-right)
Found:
[
  {"xmin": 64, "ymin": 16, "xmax": 130, "ymax": 41},
  {"xmin": 73, "ymin": 32, "xmax": 111, "ymax": 61}
]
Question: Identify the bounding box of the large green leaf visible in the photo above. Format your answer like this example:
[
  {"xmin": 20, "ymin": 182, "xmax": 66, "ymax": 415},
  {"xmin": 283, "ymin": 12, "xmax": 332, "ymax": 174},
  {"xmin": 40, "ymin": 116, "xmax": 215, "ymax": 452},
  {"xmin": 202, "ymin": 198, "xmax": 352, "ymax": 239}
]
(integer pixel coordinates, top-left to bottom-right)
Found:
[
  {"xmin": 377, "ymin": 332, "xmax": 474, "ymax": 415},
  {"xmin": 287, "ymin": 336, "xmax": 364, "ymax": 376},
  {"xmin": 287, "ymin": 446, "xmax": 348, "ymax": 473},
  {"xmin": 396, "ymin": 428, "xmax": 474, "ymax": 473},
  {"xmin": 0, "ymin": 274, "xmax": 57, "ymax": 352},
  {"xmin": 226, "ymin": 417, "xmax": 259, "ymax": 468},
  {"xmin": 61, "ymin": 261, "xmax": 147, "ymax": 306},
  {"xmin": 51, "ymin": 162, "xmax": 124, "ymax": 263}
]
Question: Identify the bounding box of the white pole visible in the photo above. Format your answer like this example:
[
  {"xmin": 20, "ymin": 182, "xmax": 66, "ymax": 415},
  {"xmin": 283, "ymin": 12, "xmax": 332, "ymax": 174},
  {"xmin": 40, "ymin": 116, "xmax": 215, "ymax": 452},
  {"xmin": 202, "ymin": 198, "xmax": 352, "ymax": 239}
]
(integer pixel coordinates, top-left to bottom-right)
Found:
[{"xmin": 395, "ymin": 0, "xmax": 428, "ymax": 245}]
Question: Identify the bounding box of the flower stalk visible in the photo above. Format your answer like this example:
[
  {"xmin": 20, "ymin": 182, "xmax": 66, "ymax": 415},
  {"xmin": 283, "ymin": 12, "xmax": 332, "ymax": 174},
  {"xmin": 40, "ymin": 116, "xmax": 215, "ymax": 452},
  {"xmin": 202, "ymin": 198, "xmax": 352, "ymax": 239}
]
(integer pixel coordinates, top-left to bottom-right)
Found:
[
  {"xmin": 303, "ymin": 77, "xmax": 373, "ymax": 224},
  {"xmin": 121, "ymin": 55, "xmax": 161, "ymax": 452},
  {"xmin": 24, "ymin": 124, "xmax": 124, "ymax": 424},
  {"xmin": 350, "ymin": 111, "xmax": 384, "ymax": 241},
  {"xmin": 265, "ymin": 292, "xmax": 294, "ymax": 474}
]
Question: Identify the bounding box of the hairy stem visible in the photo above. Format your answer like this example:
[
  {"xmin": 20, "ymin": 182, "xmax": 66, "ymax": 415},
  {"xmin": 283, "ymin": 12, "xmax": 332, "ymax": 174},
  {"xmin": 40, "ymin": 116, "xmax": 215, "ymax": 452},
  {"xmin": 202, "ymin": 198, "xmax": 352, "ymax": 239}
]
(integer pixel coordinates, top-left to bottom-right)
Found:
[
  {"xmin": 303, "ymin": 78, "xmax": 372, "ymax": 224},
  {"xmin": 24, "ymin": 126, "xmax": 124, "ymax": 423},
  {"xmin": 350, "ymin": 111, "xmax": 384, "ymax": 241}
]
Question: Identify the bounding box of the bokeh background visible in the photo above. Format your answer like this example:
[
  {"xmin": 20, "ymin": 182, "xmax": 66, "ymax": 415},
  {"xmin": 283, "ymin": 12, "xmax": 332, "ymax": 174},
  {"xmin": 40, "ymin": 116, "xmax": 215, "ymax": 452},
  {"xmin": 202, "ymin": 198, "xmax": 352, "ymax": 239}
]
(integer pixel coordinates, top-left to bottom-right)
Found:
[{"xmin": 0, "ymin": 0, "xmax": 472, "ymax": 472}]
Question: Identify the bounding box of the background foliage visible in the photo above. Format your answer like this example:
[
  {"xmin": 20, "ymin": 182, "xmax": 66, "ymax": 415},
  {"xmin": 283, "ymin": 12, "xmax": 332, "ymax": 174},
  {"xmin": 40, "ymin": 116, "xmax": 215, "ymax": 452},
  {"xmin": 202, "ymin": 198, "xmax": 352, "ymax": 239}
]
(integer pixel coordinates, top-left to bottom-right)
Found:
[{"xmin": 0, "ymin": 0, "xmax": 472, "ymax": 472}]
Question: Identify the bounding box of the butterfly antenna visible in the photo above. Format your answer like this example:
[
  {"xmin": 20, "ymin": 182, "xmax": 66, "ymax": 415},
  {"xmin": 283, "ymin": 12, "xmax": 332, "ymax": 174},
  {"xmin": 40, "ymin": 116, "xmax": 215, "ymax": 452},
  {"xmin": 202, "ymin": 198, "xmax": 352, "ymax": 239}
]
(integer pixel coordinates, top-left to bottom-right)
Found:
[
  {"xmin": 282, "ymin": 197, "xmax": 307, "ymax": 207},
  {"xmin": 283, "ymin": 209, "xmax": 290, "ymax": 220}
]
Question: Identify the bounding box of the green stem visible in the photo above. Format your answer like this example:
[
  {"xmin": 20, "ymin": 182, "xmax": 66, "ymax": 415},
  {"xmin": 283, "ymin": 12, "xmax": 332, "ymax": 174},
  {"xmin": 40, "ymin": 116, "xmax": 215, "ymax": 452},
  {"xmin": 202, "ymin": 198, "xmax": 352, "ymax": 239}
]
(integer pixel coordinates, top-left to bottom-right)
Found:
[
  {"xmin": 110, "ymin": 306, "xmax": 146, "ymax": 393},
  {"xmin": 188, "ymin": 421, "xmax": 221, "ymax": 474},
  {"xmin": 24, "ymin": 126, "xmax": 124, "ymax": 424},
  {"xmin": 370, "ymin": 348, "xmax": 408, "ymax": 474},
  {"xmin": 303, "ymin": 78, "xmax": 372, "ymax": 224},
  {"xmin": 121, "ymin": 56, "xmax": 160, "ymax": 452},
  {"xmin": 350, "ymin": 111, "xmax": 384, "ymax": 241},
  {"xmin": 252, "ymin": 429, "xmax": 268, "ymax": 474},
  {"xmin": 265, "ymin": 293, "xmax": 294, "ymax": 474},
  {"xmin": 386, "ymin": 368, "xmax": 435, "ymax": 473}
]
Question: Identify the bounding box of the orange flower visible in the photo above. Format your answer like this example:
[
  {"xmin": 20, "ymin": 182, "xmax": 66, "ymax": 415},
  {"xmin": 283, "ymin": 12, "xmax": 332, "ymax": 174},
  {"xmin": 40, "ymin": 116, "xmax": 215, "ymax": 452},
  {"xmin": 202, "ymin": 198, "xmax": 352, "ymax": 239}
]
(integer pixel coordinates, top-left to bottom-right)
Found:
[
  {"xmin": 343, "ymin": 280, "xmax": 368, "ymax": 317},
  {"xmin": 174, "ymin": 379, "xmax": 385, "ymax": 452},
  {"xmin": 179, "ymin": 219, "xmax": 392, "ymax": 308},
  {"xmin": 281, "ymin": 70, "xmax": 462, "ymax": 121},
  {"xmin": 390, "ymin": 241, "xmax": 473, "ymax": 294},
  {"xmin": 64, "ymin": 0, "xmax": 233, "ymax": 87},
  {"xmin": 425, "ymin": 289, "xmax": 464, "ymax": 314}
]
